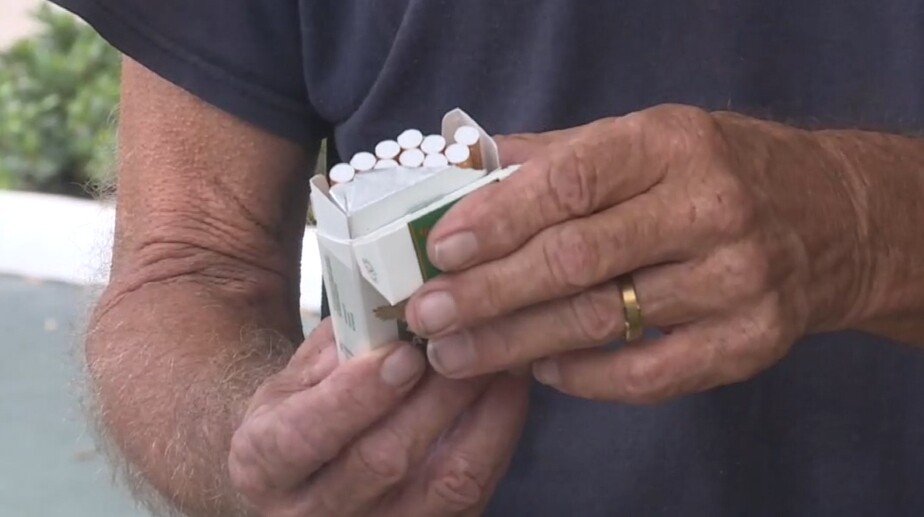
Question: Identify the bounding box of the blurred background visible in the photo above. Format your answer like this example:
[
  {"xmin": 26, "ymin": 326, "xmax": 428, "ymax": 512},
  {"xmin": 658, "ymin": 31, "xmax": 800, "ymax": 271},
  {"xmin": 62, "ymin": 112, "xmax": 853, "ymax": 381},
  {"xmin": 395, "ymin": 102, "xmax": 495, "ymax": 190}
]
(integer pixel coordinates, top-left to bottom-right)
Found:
[{"xmin": 0, "ymin": 4, "xmax": 321, "ymax": 515}]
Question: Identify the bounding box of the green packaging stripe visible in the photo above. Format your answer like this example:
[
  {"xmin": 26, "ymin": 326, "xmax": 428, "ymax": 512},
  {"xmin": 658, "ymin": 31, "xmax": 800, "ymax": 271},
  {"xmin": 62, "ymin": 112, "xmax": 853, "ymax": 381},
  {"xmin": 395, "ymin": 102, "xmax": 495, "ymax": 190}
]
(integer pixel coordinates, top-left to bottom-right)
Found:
[
  {"xmin": 406, "ymin": 173, "xmax": 510, "ymax": 282},
  {"xmin": 407, "ymin": 198, "xmax": 460, "ymax": 281}
]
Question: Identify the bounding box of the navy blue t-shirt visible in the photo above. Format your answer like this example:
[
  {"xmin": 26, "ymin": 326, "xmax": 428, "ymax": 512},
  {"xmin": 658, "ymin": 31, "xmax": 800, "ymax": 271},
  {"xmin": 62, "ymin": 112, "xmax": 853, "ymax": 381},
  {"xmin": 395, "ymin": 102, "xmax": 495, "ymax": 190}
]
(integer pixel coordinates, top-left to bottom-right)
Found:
[{"xmin": 54, "ymin": 1, "xmax": 924, "ymax": 515}]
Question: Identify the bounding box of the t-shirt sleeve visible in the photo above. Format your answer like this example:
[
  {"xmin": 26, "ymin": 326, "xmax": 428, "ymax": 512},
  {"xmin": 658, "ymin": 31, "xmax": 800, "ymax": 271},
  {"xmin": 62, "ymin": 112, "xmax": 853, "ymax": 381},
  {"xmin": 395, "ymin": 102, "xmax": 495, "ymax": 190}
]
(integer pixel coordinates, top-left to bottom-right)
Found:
[{"xmin": 50, "ymin": 0, "xmax": 326, "ymax": 143}]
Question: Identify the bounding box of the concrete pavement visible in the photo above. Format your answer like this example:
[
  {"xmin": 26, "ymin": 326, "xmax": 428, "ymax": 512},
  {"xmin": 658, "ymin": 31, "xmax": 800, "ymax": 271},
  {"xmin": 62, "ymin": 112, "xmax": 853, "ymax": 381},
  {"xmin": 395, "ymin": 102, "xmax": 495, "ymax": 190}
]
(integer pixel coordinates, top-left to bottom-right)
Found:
[
  {"xmin": 0, "ymin": 275, "xmax": 147, "ymax": 516},
  {"xmin": 0, "ymin": 275, "xmax": 321, "ymax": 515}
]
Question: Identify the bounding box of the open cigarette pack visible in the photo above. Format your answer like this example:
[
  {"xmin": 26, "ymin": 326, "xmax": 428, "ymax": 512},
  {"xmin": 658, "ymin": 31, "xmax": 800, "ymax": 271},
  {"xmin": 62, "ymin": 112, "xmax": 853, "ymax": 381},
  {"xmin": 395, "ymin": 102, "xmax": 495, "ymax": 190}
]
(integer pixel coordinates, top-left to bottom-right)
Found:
[{"xmin": 310, "ymin": 109, "xmax": 519, "ymax": 361}]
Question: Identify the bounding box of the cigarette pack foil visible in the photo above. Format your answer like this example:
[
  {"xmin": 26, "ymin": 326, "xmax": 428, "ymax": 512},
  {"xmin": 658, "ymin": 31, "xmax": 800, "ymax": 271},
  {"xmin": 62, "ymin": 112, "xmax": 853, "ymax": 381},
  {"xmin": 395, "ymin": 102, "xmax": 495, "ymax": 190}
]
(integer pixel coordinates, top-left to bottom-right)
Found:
[{"xmin": 310, "ymin": 109, "xmax": 520, "ymax": 361}]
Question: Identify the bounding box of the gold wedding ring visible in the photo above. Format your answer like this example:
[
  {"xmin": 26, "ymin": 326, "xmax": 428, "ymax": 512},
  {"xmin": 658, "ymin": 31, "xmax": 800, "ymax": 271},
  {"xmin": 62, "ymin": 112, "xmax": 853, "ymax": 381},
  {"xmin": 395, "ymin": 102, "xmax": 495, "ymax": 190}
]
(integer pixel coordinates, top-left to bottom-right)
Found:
[{"xmin": 616, "ymin": 275, "xmax": 644, "ymax": 342}]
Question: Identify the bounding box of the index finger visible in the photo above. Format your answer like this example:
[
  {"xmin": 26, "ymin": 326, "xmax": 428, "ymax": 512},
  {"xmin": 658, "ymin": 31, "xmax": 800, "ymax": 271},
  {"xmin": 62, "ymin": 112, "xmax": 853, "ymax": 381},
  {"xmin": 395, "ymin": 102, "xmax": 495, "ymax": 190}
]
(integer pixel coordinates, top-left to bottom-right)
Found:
[
  {"xmin": 397, "ymin": 374, "xmax": 530, "ymax": 515},
  {"xmin": 426, "ymin": 116, "xmax": 666, "ymax": 272},
  {"xmin": 229, "ymin": 342, "xmax": 426, "ymax": 493}
]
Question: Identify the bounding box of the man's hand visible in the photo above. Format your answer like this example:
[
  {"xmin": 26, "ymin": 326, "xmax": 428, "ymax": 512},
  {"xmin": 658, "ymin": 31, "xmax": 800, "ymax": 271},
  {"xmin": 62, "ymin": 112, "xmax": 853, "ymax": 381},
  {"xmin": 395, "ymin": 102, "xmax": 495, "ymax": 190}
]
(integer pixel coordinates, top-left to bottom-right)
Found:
[
  {"xmin": 229, "ymin": 320, "xmax": 529, "ymax": 516},
  {"xmin": 93, "ymin": 59, "xmax": 527, "ymax": 517},
  {"xmin": 404, "ymin": 104, "xmax": 869, "ymax": 402}
]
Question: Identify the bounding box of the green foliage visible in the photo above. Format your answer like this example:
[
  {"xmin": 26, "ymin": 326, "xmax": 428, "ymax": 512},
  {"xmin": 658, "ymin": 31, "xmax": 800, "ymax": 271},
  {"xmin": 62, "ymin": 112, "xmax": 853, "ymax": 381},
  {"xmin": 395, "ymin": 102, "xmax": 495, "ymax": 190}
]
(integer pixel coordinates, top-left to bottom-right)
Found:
[{"xmin": 0, "ymin": 5, "xmax": 120, "ymax": 196}]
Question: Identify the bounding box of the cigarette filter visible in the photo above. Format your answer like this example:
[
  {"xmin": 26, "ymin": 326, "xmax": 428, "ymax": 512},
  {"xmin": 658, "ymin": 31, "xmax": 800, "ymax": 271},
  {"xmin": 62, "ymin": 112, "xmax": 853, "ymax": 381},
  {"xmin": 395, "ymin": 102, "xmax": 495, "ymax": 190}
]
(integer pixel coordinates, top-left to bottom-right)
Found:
[
  {"xmin": 374, "ymin": 159, "xmax": 400, "ymax": 170},
  {"xmin": 399, "ymin": 148, "xmax": 425, "ymax": 168},
  {"xmin": 421, "ymin": 134, "xmax": 447, "ymax": 154},
  {"xmin": 397, "ymin": 129, "xmax": 424, "ymax": 150},
  {"xmin": 453, "ymin": 126, "xmax": 483, "ymax": 170},
  {"xmin": 350, "ymin": 152, "xmax": 377, "ymax": 172},
  {"xmin": 329, "ymin": 163, "xmax": 356, "ymax": 184},
  {"xmin": 375, "ymin": 140, "xmax": 401, "ymax": 160},
  {"xmin": 423, "ymin": 153, "xmax": 449, "ymax": 168},
  {"xmin": 445, "ymin": 143, "xmax": 473, "ymax": 168}
]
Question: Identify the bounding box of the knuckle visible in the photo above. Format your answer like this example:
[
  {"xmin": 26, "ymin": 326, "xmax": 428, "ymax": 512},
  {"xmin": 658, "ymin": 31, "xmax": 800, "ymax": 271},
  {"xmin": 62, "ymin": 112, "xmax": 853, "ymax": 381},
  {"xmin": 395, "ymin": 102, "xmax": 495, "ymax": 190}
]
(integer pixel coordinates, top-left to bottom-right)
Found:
[
  {"xmin": 485, "ymin": 202, "xmax": 520, "ymax": 244},
  {"xmin": 354, "ymin": 427, "xmax": 411, "ymax": 484},
  {"xmin": 708, "ymin": 333, "xmax": 745, "ymax": 385},
  {"xmin": 329, "ymin": 371, "xmax": 378, "ymax": 415},
  {"xmin": 229, "ymin": 424, "xmax": 254, "ymax": 461},
  {"xmin": 428, "ymin": 453, "xmax": 491, "ymax": 511},
  {"xmin": 568, "ymin": 288, "xmax": 623, "ymax": 343},
  {"xmin": 756, "ymin": 292, "xmax": 790, "ymax": 347},
  {"xmin": 715, "ymin": 243, "xmax": 773, "ymax": 299},
  {"xmin": 251, "ymin": 372, "xmax": 301, "ymax": 405},
  {"xmin": 678, "ymin": 105, "xmax": 722, "ymax": 139},
  {"xmin": 643, "ymin": 104, "xmax": 718, "ymax": 156},
  {"xmin": 248, "ymin": 412, "xmax": 287, "ymax": 461},
  {"xmin": 228, "ymin": 446, "xmax": 266, "ymax": 500},
  {"xmin": 479, "ymin": 266, "xmax": 516, "ymax": 319},
  {"xmin": 707, "ymin": 179, "xmax": 758, "ymax": 238},
  {"xmin": 546, "ymin": 145, "xmax": 598, "ymax": 217},
  {"xmin": 481, "ymin": 323, "xmax": 519, "ymax": 366},
  {"xmin": 271, "ymin": 411, "xmax": 331, "ymax": 468},
  {"xmin": 542, "ymin": 226, "xmax": 602, "ymax": 290},
  {"xmin": 739, "ymin": 244, "xmax": 775, "ymax": 295},
  {"xmin": 248, "ymin": 373, "xmax": 289, "ymax": 409},
  {"xmin": 721, "ymin": 301, "xmax": 793, "ymax": 383},
  {"xmin": 672, "ymin": 105, "xmax": 721, "ymax": 144},
  {"xmin": 619, "ymin": 357, "xmax": 666, "ymax": 403}
]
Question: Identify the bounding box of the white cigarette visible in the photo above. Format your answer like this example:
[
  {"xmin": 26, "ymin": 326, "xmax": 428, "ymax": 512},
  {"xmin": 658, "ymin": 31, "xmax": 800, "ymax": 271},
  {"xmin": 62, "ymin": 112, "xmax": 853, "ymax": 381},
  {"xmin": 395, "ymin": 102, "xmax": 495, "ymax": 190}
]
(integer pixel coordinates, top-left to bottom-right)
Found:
[
  {"xmin": 397, "ymin": 129, "xmax": 424, "ymax": 150},
  {"xmin": 421, "ymin": 134, "xmax": 447, "ymax": 155},
  {"xmin": 374, "ymin": 140, "xmax": 401, "ymax": 160},
  {"xmin": 423, "ymin": 153, "xmax": 449, "ymax": 168},
  {"xmin": 349, "ymin": 151, "xmax": 377, "ymax": 172},
  {"xmin": 329, "ymin": 163, "xmax": 356, "ymax": 184},
  {"xmin": 374, "ymin": 159, "xmax": 399, "ymax": 170},
  {"xmin": 445, "ymin": 143, "xmax": 473, "ymax": 168},
  {"xmin": 453, "ymin": 126, "xmax": 480, "ymax": 146},
  {"xmin": 453, "ymin": 125, "xmax": 483, "ymax": 169},
  {"xmin": 399, "ymin": 148, "xmax": 425, "ymax": 168}
]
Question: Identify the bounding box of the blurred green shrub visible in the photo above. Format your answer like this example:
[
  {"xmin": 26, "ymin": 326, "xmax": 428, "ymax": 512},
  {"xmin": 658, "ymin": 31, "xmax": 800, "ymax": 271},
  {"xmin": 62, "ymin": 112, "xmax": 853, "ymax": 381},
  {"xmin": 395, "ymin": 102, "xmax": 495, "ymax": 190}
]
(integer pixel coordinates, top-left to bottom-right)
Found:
[{"xmin": 0, "ymin": 5, "xmax": 120, "ymax": 196}]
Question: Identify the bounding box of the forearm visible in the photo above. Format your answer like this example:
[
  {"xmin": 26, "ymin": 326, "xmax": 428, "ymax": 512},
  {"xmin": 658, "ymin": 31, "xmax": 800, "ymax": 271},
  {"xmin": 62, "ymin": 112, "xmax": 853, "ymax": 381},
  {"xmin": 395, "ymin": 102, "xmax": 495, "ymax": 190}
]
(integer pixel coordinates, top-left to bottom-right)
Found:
[
  {"xmin": 86, "ymin": 57, "xmax": 319, "ymax": 515},
  {"xmin": 87, "ymin": 271, "xmax": 301, "ymax": 517},
  {"xmin": 813, "ymin": 129, "xmax": 924, "ymax": 344}
]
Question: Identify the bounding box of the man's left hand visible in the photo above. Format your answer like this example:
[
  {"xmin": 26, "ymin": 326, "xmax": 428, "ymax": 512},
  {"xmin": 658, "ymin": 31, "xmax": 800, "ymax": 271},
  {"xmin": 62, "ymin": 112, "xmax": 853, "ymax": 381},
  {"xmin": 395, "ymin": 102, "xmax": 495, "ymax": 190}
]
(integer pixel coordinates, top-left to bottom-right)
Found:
[{"xmin": 405, "ymin": 104, "xmax": 864, "ymax": 403}]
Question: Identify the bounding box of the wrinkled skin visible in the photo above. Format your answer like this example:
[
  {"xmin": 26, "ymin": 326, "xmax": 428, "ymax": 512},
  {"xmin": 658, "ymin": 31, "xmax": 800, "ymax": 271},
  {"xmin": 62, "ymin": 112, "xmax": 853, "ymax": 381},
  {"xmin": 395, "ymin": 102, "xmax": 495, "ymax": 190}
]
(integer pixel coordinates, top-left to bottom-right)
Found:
[
  {"xmin": 407, "ymin": 104, "xmax": 865, "ymax": 403},
  {"xmin": 228, "ymin": 320, "xmax": 529, "ymax": 517}
]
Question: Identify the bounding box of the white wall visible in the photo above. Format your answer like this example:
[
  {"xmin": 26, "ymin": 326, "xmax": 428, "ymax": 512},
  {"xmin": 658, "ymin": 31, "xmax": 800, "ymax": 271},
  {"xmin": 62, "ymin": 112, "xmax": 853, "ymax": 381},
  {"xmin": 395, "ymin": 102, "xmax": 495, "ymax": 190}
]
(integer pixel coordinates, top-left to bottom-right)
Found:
[{"xmin": 0, "ymin": 191, "xmax": 322, "ymax": 314}]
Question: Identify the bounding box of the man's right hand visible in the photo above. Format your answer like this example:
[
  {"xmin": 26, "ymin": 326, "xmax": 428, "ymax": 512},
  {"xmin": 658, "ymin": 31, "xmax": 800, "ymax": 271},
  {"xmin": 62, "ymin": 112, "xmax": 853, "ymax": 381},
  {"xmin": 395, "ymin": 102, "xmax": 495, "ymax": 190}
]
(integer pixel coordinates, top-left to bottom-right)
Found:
[{"xmin": 229, "ymin": 319, "xmax": 529, "ymax": 516}]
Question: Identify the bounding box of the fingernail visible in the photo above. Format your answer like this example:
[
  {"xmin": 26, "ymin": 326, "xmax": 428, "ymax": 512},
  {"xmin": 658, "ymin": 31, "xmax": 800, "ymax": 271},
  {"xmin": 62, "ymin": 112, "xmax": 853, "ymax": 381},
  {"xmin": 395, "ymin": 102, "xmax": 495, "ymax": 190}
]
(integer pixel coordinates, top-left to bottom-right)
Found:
[
  {"xmin": 427, "ymin": 332, "xmax": 475, "ymax": 375},
  {"xmin": 532, "ymin": 360, "xmax": 560, "ymax": 386},
  {"xmin": 432, "ymin": 232, "xmax": 478, "ymax": 270},
  {"xmin": 415, "ymin": 291, "xmax": 457, "ymax": 335},
  {"xmin": 380, "ymin": 345, "xmax": 425, "ymax": 386}
]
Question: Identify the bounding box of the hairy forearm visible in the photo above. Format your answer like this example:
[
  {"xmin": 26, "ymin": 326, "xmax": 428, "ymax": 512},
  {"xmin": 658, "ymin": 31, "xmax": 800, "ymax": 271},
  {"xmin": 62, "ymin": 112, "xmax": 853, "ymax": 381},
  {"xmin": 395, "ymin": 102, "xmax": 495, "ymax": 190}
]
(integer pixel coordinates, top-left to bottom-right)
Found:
[
  {"xmin": 87, "ymin": 271, "xmax": 301, "ymax": 517},
  {"xmin": 813, "ymin": 129, "xmax": 924, "ymax": 344},
  {"xmin": 95, "ymin": 57, "xmax": 317, "ymax": 515}
]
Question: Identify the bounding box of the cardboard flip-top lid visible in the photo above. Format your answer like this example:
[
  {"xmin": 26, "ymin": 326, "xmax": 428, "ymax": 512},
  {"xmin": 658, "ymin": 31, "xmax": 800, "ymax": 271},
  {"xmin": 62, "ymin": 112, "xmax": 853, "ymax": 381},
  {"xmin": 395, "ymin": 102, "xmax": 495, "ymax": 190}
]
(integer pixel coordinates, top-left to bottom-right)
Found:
[
  {"xmin": 350, "ymin": 165, "xmax": 521, "ymax": 305},
  {"xmin": 310, "ymin": 108, "xmax": 500, "ymax": 242}
]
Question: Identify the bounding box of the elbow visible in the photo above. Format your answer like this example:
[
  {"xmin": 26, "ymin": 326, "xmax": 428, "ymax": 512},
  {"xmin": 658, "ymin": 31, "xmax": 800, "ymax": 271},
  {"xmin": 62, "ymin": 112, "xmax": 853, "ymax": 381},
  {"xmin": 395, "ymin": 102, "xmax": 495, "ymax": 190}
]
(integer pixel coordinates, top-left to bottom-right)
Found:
[
  {"xmin": 98, "ymin": 237, "xmax": 298, "ymax": 321},
  {"xmin": 82, "ymin": 241, "xmax": 296, "ymax": 514}
]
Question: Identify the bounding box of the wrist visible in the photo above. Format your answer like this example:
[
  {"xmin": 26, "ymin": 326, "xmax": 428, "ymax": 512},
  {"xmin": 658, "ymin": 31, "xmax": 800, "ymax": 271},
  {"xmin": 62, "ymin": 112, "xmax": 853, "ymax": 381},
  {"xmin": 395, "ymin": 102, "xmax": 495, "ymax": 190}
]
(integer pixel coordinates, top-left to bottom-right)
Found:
[
  {"xmin": 713, "ymin": 111, "xmax": 873, "ymax": 334},
  {"xmin": 803, "ymin": 130, "xmax": 879, "ymax": 332},
  {"xmin": 809, "ymin": 127, "xmax": 924, "ymax": 342}
]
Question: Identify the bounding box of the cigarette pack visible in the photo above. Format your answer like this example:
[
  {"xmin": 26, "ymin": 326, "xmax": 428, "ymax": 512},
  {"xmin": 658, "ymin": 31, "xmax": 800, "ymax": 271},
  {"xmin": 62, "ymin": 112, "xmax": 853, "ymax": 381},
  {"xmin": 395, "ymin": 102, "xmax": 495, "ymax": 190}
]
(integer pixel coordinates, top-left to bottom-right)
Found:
[{"xmin": 310, "ymin": 109, "xmax": 520, "ymax": 360}]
